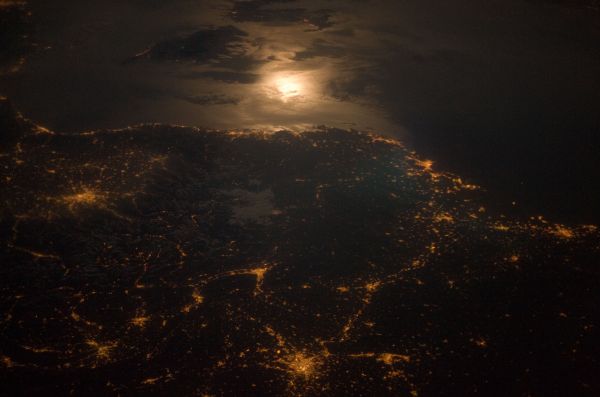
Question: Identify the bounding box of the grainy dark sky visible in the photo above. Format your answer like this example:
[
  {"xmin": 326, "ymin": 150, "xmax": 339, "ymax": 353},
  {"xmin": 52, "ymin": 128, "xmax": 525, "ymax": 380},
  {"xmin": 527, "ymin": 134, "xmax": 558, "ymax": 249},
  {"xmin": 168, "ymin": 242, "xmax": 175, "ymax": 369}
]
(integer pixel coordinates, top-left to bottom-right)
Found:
[{"xmin": 1, "ymin": 0, "xmax": 599, "ymax": 223}]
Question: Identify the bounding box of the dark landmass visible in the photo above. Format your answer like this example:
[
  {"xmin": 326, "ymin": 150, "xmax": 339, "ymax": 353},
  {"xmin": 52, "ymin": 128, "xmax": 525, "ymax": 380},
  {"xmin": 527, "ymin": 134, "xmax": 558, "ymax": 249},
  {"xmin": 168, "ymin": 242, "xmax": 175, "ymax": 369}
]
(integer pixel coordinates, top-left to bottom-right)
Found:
[{"xmin": 1, "ymin": 100, "xmax": 599, "ymax": 396}]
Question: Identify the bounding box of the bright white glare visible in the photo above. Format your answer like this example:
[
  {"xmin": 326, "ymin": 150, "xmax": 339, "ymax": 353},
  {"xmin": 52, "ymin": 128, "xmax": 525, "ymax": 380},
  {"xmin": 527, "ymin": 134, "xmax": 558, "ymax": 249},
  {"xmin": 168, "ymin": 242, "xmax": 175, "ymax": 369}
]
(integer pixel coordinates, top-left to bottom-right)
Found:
[{"xmin": 275, "ymin": 76, "xmax": 302, "ymax": 101}]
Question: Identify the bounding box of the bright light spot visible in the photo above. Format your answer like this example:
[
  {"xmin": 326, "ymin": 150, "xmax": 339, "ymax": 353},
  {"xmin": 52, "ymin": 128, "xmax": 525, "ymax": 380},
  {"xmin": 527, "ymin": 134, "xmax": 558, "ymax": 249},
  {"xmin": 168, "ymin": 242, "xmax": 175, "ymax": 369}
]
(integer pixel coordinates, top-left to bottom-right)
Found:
[
  {"xmin": 60, "ymin": 188, "xmax": 105, "ymax": 211},
  {"xmin": 131, "ymin": 316, "xmax": 150, "ymax": 328},
  {"xmin": 263, "ymin": 72, "xmax": 315, "ymax": 103},
  {"xmin": 275, "ymin": 76, "xmax": 302, "ymax": 100},
  {"xmin": 279, "ymin": 351, "xmax": 320, "ymax": 378},
  {"xmin": 550, "ymin": 225, "xmax": 575, "ymax": 239}
]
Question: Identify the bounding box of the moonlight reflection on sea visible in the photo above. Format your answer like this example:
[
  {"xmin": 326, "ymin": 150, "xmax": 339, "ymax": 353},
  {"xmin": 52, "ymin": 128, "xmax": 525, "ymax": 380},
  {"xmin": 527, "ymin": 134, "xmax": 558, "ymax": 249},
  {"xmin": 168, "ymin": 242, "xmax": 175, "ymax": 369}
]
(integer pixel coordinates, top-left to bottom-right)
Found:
[{"xmin": 274, "ymin": 75, "xmax": 302, "ymax": 101}]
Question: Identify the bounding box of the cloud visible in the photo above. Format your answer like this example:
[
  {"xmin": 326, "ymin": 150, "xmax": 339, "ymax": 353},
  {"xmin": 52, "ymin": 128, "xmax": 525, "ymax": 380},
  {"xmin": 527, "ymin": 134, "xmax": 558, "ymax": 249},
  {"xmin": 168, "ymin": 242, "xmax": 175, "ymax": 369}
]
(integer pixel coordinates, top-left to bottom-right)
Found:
[
  {"xmin": 325, "ymin": 28, "xmax": 355, "ymax": 37},
  {"xmin": 127, "ymin": 25, "xmax": 251, "ymax": 64},
  {"xmin": 175, "ymin": 93, "xmax": 240, "ymax": 106},
  {"xmin": 293, "ymin": 39, "xmax": 346, "ymax": 61},
  {"xmin": 181, "ymin": 71, "xmax": 261, "ymax": 85},
  {"xmin": 230, "ymin": 0, "xmax": 334, "ymax": 30},
  {"xmin": 178, "ymin": 70, "xmax": 261, "ymax": 84}
]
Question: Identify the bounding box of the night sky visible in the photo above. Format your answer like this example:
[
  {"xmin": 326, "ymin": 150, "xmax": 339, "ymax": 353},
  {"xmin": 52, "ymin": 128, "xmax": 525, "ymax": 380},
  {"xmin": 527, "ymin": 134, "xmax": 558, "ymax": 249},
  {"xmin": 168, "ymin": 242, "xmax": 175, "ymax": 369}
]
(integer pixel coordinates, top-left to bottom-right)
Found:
[{"xmin": 1, "ymin": 1, "xmax": 600, "ymax": 396}]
